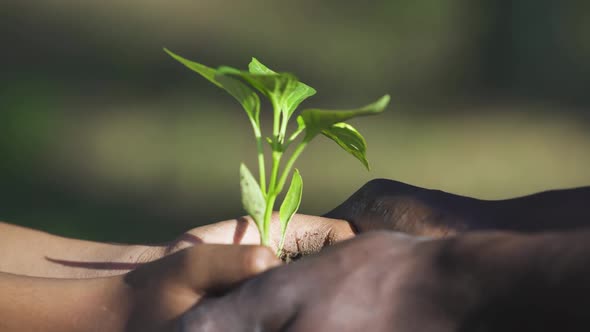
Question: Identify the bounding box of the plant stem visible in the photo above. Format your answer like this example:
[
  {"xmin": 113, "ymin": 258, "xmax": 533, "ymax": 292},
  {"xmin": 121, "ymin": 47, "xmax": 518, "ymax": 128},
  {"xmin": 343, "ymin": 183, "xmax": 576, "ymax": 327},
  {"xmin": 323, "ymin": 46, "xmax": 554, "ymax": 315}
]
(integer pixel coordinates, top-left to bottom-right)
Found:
[
  {"xmin": 256, "ymin": 137, "xmax": 266, "ymax": 195},
  {"xmin": 262, "ymin": 96, "xmax": 289, "ymax": 248},
  {"xmin": 267, "ymin": 151, "xmax": 282, "ymax": 195},
  {"xmin": 273, "ymin": 142, "xmax": 307, "ymax": 255},
  {"xmin": 276, "ymin": 140, "xmax": 308, "ymax": 193},
  {"xmin": 271, "ymin": 98, "xmax": 280, "ymax": 143},
  {"xmin": 277, "ymin": 230, "xmax": 287, "ymax": 256},
  {"xmin": 261, "ymin": 193, "xmax": 277, "ymax": 246},
  {"xmin": 286, "ymin": 125, "xmax": 304, "ymax": 146},
  {"xmin": 262, "ymin": 150, "xmax": 282, "ymax": 246},
  {"xmin": 279, "ymin": 111, "xmax": 289, "ymax": 144},
  {"xmin": 251, "ymin": 123, "xmax": 267, "ymax": 195}
]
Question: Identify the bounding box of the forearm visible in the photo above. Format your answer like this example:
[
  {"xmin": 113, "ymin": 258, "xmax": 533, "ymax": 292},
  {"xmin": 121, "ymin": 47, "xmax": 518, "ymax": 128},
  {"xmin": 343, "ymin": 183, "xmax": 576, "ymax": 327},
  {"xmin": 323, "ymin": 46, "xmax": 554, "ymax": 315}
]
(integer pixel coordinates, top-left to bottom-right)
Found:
[
  {"xmin": 0, "ymin": 214, "xmax": 346, "ymax": 278},
  {"xmin": 491, "ymin": 187, "xmax": 590, "ymax": 232},
  {"xmin": 0, "ymin": 222, "xmax": 165, "ymax": 278},
  {"xmin": 0, "ymin": 271, "xmax": 132, "ymax": 332},
  {"xmin": 0, "ymin": 219, "xmax": 259, "ymax": 278},
  {"xmin": 430, "ymin": 230, "xmax": 590, "ymax": 330}
]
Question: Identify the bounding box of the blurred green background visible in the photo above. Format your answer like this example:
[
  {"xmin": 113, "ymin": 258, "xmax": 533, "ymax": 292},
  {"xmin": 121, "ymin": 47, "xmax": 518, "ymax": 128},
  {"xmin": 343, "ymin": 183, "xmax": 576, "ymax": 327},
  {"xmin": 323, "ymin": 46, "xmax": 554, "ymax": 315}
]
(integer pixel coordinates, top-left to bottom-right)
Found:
[{"xmin": 1, "ymin": 0, "xmax": 589, "ymax": 243}]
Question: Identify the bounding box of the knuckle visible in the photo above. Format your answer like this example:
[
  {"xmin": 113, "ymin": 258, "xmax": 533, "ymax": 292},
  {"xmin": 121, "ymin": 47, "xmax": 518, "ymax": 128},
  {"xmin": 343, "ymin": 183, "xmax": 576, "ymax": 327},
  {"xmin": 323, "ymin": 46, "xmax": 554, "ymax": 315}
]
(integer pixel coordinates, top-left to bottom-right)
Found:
[{"xmin": 359, "ymin": 178, "xmax": 395, "ymax": 196}]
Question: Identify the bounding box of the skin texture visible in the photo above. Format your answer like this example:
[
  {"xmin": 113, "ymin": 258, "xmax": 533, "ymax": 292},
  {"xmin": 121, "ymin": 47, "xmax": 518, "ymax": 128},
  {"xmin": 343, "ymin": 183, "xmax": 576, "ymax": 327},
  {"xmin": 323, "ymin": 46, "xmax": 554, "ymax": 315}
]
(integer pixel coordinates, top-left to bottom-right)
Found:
[
  {"xmin": 0, "ymin": 244, "xmax": 278, "ymax": 332},
  {"xmin": 179, "ymin": 179, "xmax": 590, "ymax": 332},
  {"xmin": 178, "ymin": 232, "xmax": 434, "ymax": 332},
  {"xmin": 0, "ymin": 214, "xmax": 353, "ymax": 331},
  {"xmin": 325, "ymin": 178, "xmax": 590, "ymax": 235},
  {"xmin": 180, "ymin": 230, "xmax": 590, "ymax": 332}
]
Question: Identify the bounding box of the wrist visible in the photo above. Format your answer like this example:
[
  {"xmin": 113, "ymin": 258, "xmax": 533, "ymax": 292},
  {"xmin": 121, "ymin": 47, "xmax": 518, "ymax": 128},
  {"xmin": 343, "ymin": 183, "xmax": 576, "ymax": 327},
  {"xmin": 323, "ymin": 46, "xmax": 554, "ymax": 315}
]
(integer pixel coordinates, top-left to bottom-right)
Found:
[
  {"xmin": 81, "ymin": 276, "xmax": 135, "ymax": 332},
  {"xmin": 0, "ymin": 272, "xmax": 133, "ymax": 332}
]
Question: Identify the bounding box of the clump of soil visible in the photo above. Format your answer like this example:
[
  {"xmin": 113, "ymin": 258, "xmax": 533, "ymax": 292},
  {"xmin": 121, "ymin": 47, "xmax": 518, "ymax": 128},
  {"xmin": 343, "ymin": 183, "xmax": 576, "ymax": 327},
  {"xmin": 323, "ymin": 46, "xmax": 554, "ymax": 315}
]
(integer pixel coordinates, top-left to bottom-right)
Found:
[
  {"xmin": 279, "ymin": 250, "xmax": 303, "ymax": 263},
  {"xmin": 278, "ymin": 229, "xmax": 338, "ymax": 263}
]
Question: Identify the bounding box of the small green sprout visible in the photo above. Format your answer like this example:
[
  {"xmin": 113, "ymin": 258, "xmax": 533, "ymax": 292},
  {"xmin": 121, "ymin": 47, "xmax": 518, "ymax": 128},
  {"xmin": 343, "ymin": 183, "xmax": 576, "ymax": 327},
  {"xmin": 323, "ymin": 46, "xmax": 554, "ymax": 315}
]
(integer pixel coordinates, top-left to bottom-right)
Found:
[{"xmin": 165, "ymin": 48, "xmax": 389, "ymax": 254}]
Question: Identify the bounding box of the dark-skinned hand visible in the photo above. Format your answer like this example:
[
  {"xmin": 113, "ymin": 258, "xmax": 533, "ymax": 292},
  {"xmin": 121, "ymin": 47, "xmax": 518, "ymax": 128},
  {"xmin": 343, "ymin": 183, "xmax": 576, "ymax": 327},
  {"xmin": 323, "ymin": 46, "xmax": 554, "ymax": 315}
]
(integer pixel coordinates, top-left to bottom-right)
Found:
[
  {"xmin": 175, "ymin": 231, "xmax": 461, "ymax": 332},
  {"xmin": 176, "ymin": 229, "xmax": 590, "ymax": 332},
  {"xmin": 324, "ymin": 179, "xmax": 590, "ymax": 236},
  {"xmin": 174, "ymin": 179, "xmax": 590, "ymax": 332}
]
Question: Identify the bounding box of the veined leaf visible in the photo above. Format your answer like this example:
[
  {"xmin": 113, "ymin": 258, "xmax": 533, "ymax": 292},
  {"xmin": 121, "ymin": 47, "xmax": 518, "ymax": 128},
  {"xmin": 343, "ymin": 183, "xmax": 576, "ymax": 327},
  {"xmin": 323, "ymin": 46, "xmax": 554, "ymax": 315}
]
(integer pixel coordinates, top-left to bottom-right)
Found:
[
  {"xmin": 220, "ymin": 65, "xmax": 312, "ymax": 123},
  {"xmin": 164, "ymin": 48, "xmax": 221, "ymax": 88},
  {"xmin": 322, "ymin": 123, "xmax": 369, "ymax": 170},
  {"xmin": 248, "ymin": 58, "xmax": 316, "ymax": 118},
  {"xmin": 283, "ymin": 82, "xmax": 317, "ymax": 119},
  {"xmin": 240, "ymin": 163, "xmax": 266, "ymax": 232},
  {"xmin": 279, "ymin": 169, "xmax": 303, "ymax": 235},
  {"xmin": 248, "ymin": 58, "xmax": 276, "ymax": 75},
  {"xmin": 218, "ymin": 65, "xmax": 296, "ymax": 102},
  {"xmin": 299, "ymin": 94, "xmax": 390, "ymax": 141},
  {"xmin": 165, "ymin": 49, "xmax": 261, "ymax": 129}
]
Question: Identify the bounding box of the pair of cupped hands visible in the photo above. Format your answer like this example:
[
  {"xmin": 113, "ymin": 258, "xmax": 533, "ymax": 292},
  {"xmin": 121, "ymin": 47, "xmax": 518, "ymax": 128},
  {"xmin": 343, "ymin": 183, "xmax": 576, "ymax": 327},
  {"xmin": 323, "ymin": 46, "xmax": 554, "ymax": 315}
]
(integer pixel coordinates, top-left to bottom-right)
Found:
[
  {"xmin": 125, "ymin": 178, "xmax": 590, "ymax": 331},
  {"xmin": 124, "ymin": 179, "xmax": 490, "ymax": 331}
]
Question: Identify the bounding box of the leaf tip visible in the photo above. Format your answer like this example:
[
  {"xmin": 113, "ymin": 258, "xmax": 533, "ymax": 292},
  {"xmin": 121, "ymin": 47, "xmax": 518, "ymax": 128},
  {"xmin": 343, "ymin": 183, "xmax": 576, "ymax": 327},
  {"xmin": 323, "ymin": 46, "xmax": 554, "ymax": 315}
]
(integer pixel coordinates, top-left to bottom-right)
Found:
[
  {"xmin": 248, "ymin": 57, "xmax": 261, "ymax": 72},
  {"xmin": 163, "ymin": 47, "xmax": 176, "ymax": 58},
  {"xmin": 239, "ymin": 162, "xmax": 249, "ymax": 178},
  {"xmin": 378, "ymin": 94, "xmax": 391, "ymax": 108}
]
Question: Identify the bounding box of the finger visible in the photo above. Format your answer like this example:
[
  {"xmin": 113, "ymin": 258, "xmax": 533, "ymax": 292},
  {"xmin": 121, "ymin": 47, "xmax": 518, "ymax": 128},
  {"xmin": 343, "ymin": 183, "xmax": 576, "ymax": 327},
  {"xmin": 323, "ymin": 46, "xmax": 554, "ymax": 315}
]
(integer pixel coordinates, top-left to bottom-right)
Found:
[
  {"xmin": 126, "ymin": 244, "xmax": 280, "ymax": 294},
  {"xmin": 177, "ymin": 267, "xmax": 301, "ymax": 332},
  {"xmin": 179, "ymin": 244, "xmax": 281, "ymax": 292}
]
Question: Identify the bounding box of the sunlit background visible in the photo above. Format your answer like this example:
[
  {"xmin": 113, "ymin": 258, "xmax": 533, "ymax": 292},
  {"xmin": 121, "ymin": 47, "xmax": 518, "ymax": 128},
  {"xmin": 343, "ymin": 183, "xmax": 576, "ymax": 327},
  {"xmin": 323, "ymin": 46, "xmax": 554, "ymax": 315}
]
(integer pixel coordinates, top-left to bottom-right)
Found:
[{"xmin": 1, "ymin": 0, "xmax": 589, "ymax": 243}]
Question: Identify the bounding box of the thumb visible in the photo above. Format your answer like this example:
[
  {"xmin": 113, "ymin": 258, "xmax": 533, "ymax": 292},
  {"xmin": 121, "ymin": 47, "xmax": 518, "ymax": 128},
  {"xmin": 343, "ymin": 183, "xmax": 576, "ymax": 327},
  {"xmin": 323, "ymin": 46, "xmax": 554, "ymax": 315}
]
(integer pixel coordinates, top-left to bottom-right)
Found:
[
  {"xmin": 178, "ymin": 244, "xmax": 281, "ymax": 293},
  {"xmin": 126, "ymin": 244, "xmax": 281, "ymax": 294}
]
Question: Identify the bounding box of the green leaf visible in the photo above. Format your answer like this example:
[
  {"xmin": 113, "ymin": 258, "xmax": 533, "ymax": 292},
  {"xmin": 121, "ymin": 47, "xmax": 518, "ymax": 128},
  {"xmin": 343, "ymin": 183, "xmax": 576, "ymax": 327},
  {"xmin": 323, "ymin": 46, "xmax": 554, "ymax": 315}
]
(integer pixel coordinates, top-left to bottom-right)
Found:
[
  {"xmin": 248, "ymin": 58, "xmax": 316, "ymax": 118},
  {"xmin": 283, "ymin": 82, "xmax": 317, "ymax": 119},
  {"xmin": 164, "ymin": 49, "xmax": 261, "ymax": 129},
  {"xmin": 286, "ymin": 116, "xmax": 306, "ymax": 144},
  {"xmin": 240, "ymin": 163, "xmax": 266, "ymax": 232},
  {"xmin": 279, "ymin": 169, "xmax": 303, "ymax": 235},
  {"xmin": 218, "ymin": 66, "xmax": 295, "ymax": 102},
  {"xmin": 164, "ymin": 48, "xmax": 221, "ymax": 88},
  {"xmin": 214, "ymin": 74, "xmax": 260, "ymax": 127},
  {"xmin": 322, "ymin": 123, "xmax": 369, "ymax": 170},
  {"xmin": 248, "ymin": 57, "xmax": 276, "ymax": 75},
  {"xmin": 299, "ymin": 94, "xmax": 390, "ymax": 141}
]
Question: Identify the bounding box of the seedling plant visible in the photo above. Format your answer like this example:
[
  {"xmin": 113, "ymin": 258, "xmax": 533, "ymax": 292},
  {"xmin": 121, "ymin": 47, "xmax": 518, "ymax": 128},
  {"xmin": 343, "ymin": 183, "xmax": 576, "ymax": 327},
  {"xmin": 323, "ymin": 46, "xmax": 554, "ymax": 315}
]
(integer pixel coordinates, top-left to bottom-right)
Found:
[{"xmin": 165, "ymin": 49, "xmax": 389, "ymax": 254}]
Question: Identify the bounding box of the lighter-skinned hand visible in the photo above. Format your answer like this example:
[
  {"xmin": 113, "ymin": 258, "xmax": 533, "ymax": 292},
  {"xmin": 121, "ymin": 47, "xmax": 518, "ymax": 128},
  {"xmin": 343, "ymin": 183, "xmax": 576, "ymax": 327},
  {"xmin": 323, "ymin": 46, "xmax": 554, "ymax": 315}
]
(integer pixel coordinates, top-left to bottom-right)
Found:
[{"xmin": 123, "ymin": 213, "xmax": 355, "ymax": 331}]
